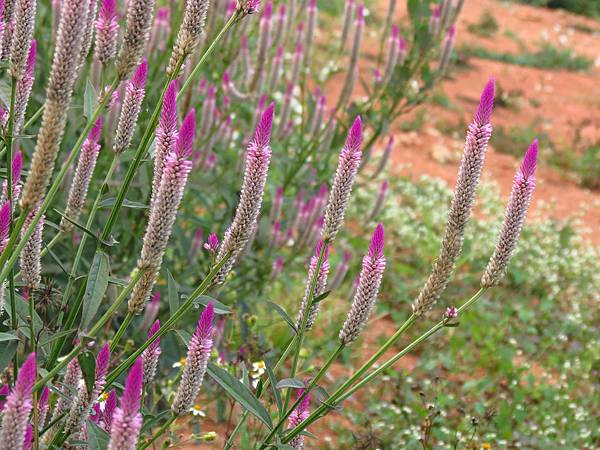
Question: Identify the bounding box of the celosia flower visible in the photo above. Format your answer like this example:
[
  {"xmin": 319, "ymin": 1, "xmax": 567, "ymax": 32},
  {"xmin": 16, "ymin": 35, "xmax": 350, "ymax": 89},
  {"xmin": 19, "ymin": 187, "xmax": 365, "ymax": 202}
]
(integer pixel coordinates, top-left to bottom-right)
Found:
[
  {"xmin": 0, "ymin": 353, "xmax": 36, "ymax": 448},
  {"xmin": 150, "ymin": 79, "xmax": 179, "ymax": 211},
  {"xmin": 8, "ymin": 0, "xmax": 36, "ymax": 81},
  {"xmin": 270, "ymin": 185, "xmax": 284, "ymax": 223},
  {"xmin": 0, "ymin": 383, "xmax": 9, "ymax": 411},
  {"xmin": 330, "ymin": 250, "xmax": 351, "ymax": 290},
  {"xmin": 142, "ymin": 320, "xmax": 162, "ymax": 384},
  {"xmin": 372, "ymin": 136, "xmax": 394, "ymax": 179},
  {"xmin": 445, "ymin": 306, "xmax": 458, "ymax": 319},
  {"xmin": 172, "ymin": 303, "xmax": 215, "ymax": 415},
  {"xmin": 23, "ymin": 423, "xmax": 32, "ymax": 450},
  {"xmin": 113, "ymin": 59, "xmax": 147, "ymax": 154},
  {"xmin": 167, "ymin": 0, "xmax": 209, "ymax": 76},
  {"xmin": 50, "ymin": 358, "xmax": 81, "ymax": 424},
  {"xmin": 60, "ymin": 117, "xmax": 102, "ymax": 231},
  {"xmin": 50, "ymin": 0, "xmax": 61, "ymax": 40},
  {"xmin": 249, "ymin": 1, "xmax": 273, "ymax": 91},
  {"xmin": 322, "ymin": 116, "xmax": 362, "ymax": 241},
  {"xmin": 116, "ymin": 0, "xmax": 156, "ymax": 79},
  {"xmin": 412, "ymin": 78, "xmax": 494, "ymax": 316},
  {"xmin": 20, "ymin": 0, "xmax": 90, "ymax": 210},
  {"xmin": 77, "ymin": 0, "xmax": 98, "ymax": 71},
  {"xmin": 340, "ymin": 0, "xmax": 355, "ymax": 52},
  {"xmin": 148, "ymin": 6, "xmax": 170, "ymax": 53},
  {"xmin": 291, "ymin": 41, "xmax": 304, "ymax": 89},
  {"xmin": 239, "ymin": 0, "xmax": 260, "ymax": 16},
  {"xmin": 429, "ymin": 5, "xmax": 441, "ymax": 35},
  {"xmin": 287, "ymin": 389, "xmax": 311, "ymax": 450},
  {"xmin": 13, "ymin": 38, "xmax": 35, "ymax": 134},
  {"xmin": 38, "ymin": 386, "xmax": 50, "ymax": 428},
  {"xmin": 200, "ymin": 84, "xmax": 216, "ymax": 137},
  {"xmin": 336, "ymin": 4, "xmax": 363, "ymax": 110},
  {"xmin": 240, "ymin": 33, "xmax": 252, "ymax": 82},
  {"xmin": 268, "ymin": 45, "xmax": 284, "ymax": 92},
  {"xmin": 340, "ymin": 224, "xmax": 386, "ymax": 344},
  {"xmin": 94, "ymin": 0, "xmax": 119, "ymax": 64},
  {"xmin": 20, "ymin": 209, "xmax": 43, "ymax": 289},
  {"xmin": 0, "ymin": 201, "xmax": 10, "ymax": 252},
  {"xmin": 103, "ymin": 389, "xmax": 117, "ymax": 430},
  {"xmin": 304, "ymin": 0, "xmax": 317, "ymax": 66},
  {"xmin": 369, "ymin": 180, "xmax": 389, "ymax": 220},
  {"xmin": 382, "ymin": 25, "xmax": 399, "ymax": 87},
  {"xmin": 278, "ymin": 82, "xmax": 293, "ymax": 137},
  {"xmin": 129, "ymin": 110, "xmax": 196, "ymax": 314},
  {"xmin": 222, "ymin": 70, "xmax": 248, "ymax": 102},
  {"xmin": 271, "ymin": 256, "xmax": 284, "ymax": 279},
  {"xmin": 107, "ymin": 358, "xmax": 143, "ymax": 450},
  {"xmin": 296, "ymin": 241, "xmax": 330, "ymax": 331},
  {"xmin": 272, "ymin": 4, "xmax": 286, "ymax": 49},
  {"xmin": 481, "ymin": 140, "xmax": 537, "ymax": 287},
  {"xmin": 439, "ymin": 25, "xmax": 456, "ymax": 72},
  {"xmin": 203, "ymin": 232, "xmax": 219, "ymax": 254},
  {"xmin": 215, "ymin": 103, "xmax": 275, "ymax": 284}
]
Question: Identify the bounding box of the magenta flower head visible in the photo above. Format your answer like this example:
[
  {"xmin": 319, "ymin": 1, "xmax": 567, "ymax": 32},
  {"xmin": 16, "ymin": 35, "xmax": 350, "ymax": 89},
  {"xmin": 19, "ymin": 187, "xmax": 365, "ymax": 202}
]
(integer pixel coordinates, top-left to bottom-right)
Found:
[
  {"xmin": 0, "ymin": 201, "xmax": 10, "ymax": 252},
  {"xmin": 340, "ymin": 224, "xmax": 386, "ymax": 344},
  {"xmin": 296, "ymin": 241, "xmax": 330, "ymax": 331},
  {"xmin": 482, "ymin": 140, "xmax": 537, "ymax": 287},
  {"xmin": 38, "ymin": 386, "xmax": 50, "ymax": 428},
  {"xmin": 108, "ymin": 358, "xmax": 143, "ymax": 450},
  {"xmin": 142, "ymin": 319, "xmax": 162, "ymax": 384},
  {"xmin": 203, "ymin": 232, "xmax": 219, "ymax": 254},
  {"xmin": 103, "ymin": 390, "xmax": 117, "ymax": 430},
  {"xmin": 0, "ymin": 353, "xmax": 36, "ymax": 448},
  {"xmin": 172, "ymin": 303, "xmax": 215, "ymax": 415},
  {"xmin": 287, "ymin": 389, "xmax": 311, "ymax": 449},
  {"xmin": 0, "ymin": 384, "xmax": 9, "ymax": 412},
  {"xmin": 95, "ymin": 0, "xmax": 119, "ymax": 64},
  {"xmin": 412, "ymin": 78, "xmax": 494, "ymax": 316},
  {"xmin": 215, "ymin": 103, "xmax": 275, "ymax": 284},
  {"xmin": 150, "ymin": 79, "xmax": 179, "ymax": 210},
  {"xmin": 129, "ymin": 109, "xmax": 195, "ymax": 314},
  {"xmin": 322, "ymin": 116, "xmax": 362, "ymax": 241},
  {"xmin": 60, "ymin": 116, "xmax": 103, "ymax": 231},
  {"xmin": 94, "ymin": 343, "xmax": 111, "ymax": 395},
  {"xmin": 114, "ymin": 59, "xmax": 147, "ymax": 154},
  {"xmin": 23, "ymin": 424, "xmax": 32, "ymax": 450}
]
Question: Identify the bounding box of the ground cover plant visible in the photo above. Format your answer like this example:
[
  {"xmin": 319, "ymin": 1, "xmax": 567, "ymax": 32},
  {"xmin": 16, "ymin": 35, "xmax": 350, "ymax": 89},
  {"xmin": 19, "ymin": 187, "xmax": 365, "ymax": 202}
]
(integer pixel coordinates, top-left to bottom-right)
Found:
[{"xmin": 0, "ymin": 0, "xmax": 595, "ymax": 448}]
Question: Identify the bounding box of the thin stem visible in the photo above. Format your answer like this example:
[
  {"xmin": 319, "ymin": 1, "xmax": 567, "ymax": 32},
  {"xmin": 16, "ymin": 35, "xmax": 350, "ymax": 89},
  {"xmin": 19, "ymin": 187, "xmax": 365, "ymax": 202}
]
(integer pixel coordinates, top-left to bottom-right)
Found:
[
  {"xmin": 282, "ymin": 289, "xmax": 488, "ymax": 444},
  {"xmin": 139, "ymin": 414, "xmax": 177, "ymax": 449}
]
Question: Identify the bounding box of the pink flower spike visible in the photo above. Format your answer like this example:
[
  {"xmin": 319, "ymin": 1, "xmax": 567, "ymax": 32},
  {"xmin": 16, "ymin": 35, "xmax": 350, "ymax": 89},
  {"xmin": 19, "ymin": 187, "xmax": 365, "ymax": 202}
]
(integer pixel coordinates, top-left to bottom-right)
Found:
[
  {"xmin": 25, "ymin": 40, "xmax": 36, "ymax": 77},
  {"xmin": 474, "ymin": 76, "xmax": 495, "ymax": 126},
  {"xmin": 161, "ymin": 80, "xmax": 179, "ymax": 130},
  {"xmin": 121, "ymin": 358, "xmax": 143, "ymax": 416},
  {"xmin": 23, "ymin": 424, "xmax": 32, "ymax": 450},
  {"xmin": 95, "ymin": 343, "xmax": 111, "ymax": 382},
  {"xmin": 520, "ymin": 139, "xmax": 538, "ymax": 179},
  {"xmin": 204, "ymin": 233, "xmax": 219, "ymax": 253},
  {"xmin": 132, "ymin": 59, "xmax": 147, "ymax": 89},
  {"xmin": 148, "ymin": 319, "xmax": 161, "ymax": 351},
  {"xmin": 12, "ymin": 151, "xmax": 23, "ymax": 184},
  {"xmin": 346, "ymin": 116, "xmax": 362, "ymax": 153},
  {"xmin": 254, "ymin": 102, "xmax": 275, "ymax": 148},
  {"xmin": 197, "ymin": 302, "xmax": 215, "ymax": 340},
  {"xmin": 89, "ymin": 116, "xmax": 103, "ymax": 143},
  {"xmin": 176, "ymin": 109, "xmax": 196, "ymax": 158},
  {"xmin": 368, "ymin": 224, "xmax": 384, "ymax": 259},
  {"xmin": 103, "ymin": 390, "xmax": 117, "ymax": 428},
  {"xmin": 0, "ymin": 202, "xmax": 10, "ymax": 248},
  {"xmin": 15, "ymin": 353, "xmax": 36, "ymax": 397},
  {"xmin": 100, "ymin": 0, "xmax": 116, "ymax": 18}
]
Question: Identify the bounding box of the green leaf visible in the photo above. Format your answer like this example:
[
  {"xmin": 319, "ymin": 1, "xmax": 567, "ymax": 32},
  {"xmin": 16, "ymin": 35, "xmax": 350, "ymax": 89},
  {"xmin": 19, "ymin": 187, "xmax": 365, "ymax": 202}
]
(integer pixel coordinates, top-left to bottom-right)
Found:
[
  {"xmin": 83, "ymin": 80, "xmax": 98, "ymax": 120},
  {"xmin": 0, "ymin": 332, "xmax": 20, "ymax": 342},
  {"xmin": 207, "ymin": 362, "xmax": 273, "ymax": 429},
  {"xmin": 266, "ymin": 301, "xmax": 296, "ymax": 332},
  {"xmin": 98, "ymin": 198, "xmax": 148, "ymax": 209},
  {"xmin": 193, "ymin": 295, "xmax": 231, "ymax": 314},
  {"xmin": 167, "ymin": 270, "xmax": 179, "ymax": 317},
  {"xmin": 0, "ymin": 340, "xmax": 18, "ymax": 372},
  {"xmin": 39, "ymin": 328, "xmax": 77, "ymax": 348},
  {"xmin": 313, "ymin": 290, "xmax": 331, "ymax": 303},
  {"xmin": 265, "ymin": 361, "xmax": 283, "ymax": 415},
  {"xmin": 275, "ymin": 378, "xmax": 305, "ymax": 390},
  {"xmin": 87, "ymin": 420, "xmax": 109, "ymax": 450},
  {"xmin": 81, "ymin": 252, "xmax": 110, "ymax": 331},
  {"xmin": 78, "ymin": 352, "xmax": 96, "ymax": 395}
]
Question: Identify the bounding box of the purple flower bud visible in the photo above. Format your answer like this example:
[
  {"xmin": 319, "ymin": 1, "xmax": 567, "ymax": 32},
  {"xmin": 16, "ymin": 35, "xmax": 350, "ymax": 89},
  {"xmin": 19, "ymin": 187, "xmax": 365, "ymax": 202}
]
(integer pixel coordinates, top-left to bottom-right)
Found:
[
  {"xmin": 322, "ymin": 116, "xmax": 362, "ymax": 241},
  {"xmin": 340, "ymin": 225, "xmax": 386, "ymax": 344},
  {"xmin": 95, "ymin": 0, "xmax": 119, "ymax": 64},
  {"xmin": 0, "ymin": 201, "xmax": 10, "ymax": 253},
  {"xmin": 0, "ymin": 353, "xmax": 36, "ymax": 448},
  {"xmin": 172, "ymin": 303, "xmax": 215, "ymax": 415},
  {"xmin": 23, "ymin": 424, "xmax": 32, "ymax": 450},
  {"xmin": 108, "ymin": 359, "xmax": 143, "ymax": 450},
  {"xmin": 203, "ymin": 232, "xmax": 219, "ymax": 254},
  {"xmin": 481, "ymin": 140, "xmax": 537, "ymax": 287},
  {"xmin": 103, "ymin": 390, "xmax": 117, "ymax": 430},
  {"xmin": 445, "ymin": 306, "xmax": 458, "ymax": 319},
  {"xmin": 287, "ymin": 389, "xmax": 311, "ymax": 449}
]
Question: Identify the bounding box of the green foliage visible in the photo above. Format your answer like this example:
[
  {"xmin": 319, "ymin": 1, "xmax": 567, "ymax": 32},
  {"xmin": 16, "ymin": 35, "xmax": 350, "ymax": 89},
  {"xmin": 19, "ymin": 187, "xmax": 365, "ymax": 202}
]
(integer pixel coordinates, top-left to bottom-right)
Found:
[
  {"xmin": 467, "ymin": 10, "xmax": 500, "ymax": 38},
  {"xmin": 460, "ymin": 43, "xmax": 593, "ymax": 71},
  {"xmin": 512, "ymin": 0, "xmax": 600, "ymax": 18}
]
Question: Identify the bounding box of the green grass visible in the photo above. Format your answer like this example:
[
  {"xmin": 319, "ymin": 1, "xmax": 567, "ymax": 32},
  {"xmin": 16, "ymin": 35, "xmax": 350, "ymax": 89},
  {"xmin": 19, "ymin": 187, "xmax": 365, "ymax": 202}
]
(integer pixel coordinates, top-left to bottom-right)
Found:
[
  {"xmin": 511, "ymin": 0, "xmax": 600, "ymax": 18},
  {"xmin": 467, "ymin": 10, "xmax": 500, "ymax": 38},
  {"xmin": 460, "ymin": 43, "xmax": 593, "ymax": 71}
]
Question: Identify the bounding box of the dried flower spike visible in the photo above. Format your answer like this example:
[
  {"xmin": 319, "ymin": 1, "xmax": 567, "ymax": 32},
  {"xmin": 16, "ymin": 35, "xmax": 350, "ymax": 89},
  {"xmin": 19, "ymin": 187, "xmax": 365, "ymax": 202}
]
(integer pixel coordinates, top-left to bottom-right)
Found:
[
  {"xmin": 296, "ymin": 241, "xmax": 330, "ymax": 331},
  {"xmin": 8, "ymin": 0, "xmax": 36, "ymax": 80},
  {"xmin": 167, "ymin": 0, "xmax": 210, "ymax": 76},
  {"xmin": 481, "ymin": 140, "xmax": 537, "ymax": 287},
  {"xmin": 116, "ymin": 0, "xmax": 156, "ymax": 79}
]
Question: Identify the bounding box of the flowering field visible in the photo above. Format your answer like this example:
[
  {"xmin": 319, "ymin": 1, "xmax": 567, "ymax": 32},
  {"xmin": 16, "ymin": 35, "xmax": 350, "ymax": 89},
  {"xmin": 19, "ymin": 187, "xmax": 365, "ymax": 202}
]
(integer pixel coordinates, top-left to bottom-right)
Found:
[{"xmin": 0, "ymin": 0, "xmax": 598, "ymax": 449}]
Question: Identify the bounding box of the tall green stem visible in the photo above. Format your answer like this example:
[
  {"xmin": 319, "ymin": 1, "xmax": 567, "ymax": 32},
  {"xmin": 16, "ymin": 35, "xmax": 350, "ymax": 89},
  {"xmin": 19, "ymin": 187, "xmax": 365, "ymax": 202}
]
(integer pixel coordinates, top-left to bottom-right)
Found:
[{"xmin": 139, "ymin": 414, "xmax": 177, "ymax": 449}]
